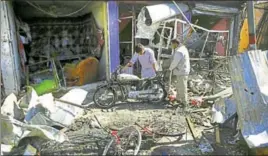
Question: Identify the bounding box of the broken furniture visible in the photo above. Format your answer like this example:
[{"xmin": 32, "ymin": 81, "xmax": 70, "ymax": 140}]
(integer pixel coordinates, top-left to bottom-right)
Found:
[{"xmin": 27, "ymin": 59, "xmax": 62, "ymax": 95}]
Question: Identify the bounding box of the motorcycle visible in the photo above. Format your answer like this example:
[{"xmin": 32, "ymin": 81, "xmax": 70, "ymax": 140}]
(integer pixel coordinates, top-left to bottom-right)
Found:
[{"xmin": 93, "ymin": 66, "xmax": 167, "ymax": 109}]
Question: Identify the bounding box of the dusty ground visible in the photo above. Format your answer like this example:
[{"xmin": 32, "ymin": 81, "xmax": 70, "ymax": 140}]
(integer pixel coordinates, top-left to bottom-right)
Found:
[
  {"xmin": 42, "ymin": 94, "xmax": 246, "ymax": 155},
  {"xmin": 38, "ymin": 89, "xmax": 203, "ymax": 155},
  {"xmin": 8, "ymin": 90, "xmax": 248, "ymax": 155}
]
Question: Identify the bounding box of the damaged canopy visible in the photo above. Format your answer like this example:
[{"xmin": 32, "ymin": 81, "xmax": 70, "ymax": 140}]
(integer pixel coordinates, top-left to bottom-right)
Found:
[{"xmin": 135, "ymin": 3, "xmax": 189, "ymax": 39}]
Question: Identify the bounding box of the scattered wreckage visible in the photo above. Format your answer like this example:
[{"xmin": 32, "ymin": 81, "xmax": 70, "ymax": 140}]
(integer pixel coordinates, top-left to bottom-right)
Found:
[{"xmin": 2, "ymin": 0, "xmax": 267, "ymax": 155}]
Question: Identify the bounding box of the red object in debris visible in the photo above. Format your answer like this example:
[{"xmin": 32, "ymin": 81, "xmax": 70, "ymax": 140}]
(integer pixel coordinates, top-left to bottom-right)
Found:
[
  {"xmin": 168, "ymin": 95, "xmax": 176, "ymax": 102},
  {"xmin": 111, "ymin": 131, "xmax": 121, "ymax": 144},
  {"xmin": 191, "ymin": 99, "xmax": 199, "ymax": 106},
  {"xmin": 143, "ymin": 127, "xmax": 153, "ymax": 135},
  {"xmin": 111, "ymin": 131, "xmax": 118, "ymax": 136},
  {"xmin": 190, "ymin": 97, "xmax": 203, "ymax": 106}
]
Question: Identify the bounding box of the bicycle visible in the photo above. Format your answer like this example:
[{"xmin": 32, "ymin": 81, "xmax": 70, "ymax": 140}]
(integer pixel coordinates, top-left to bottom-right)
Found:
[{"xmin": 94, "ymin": 115, "xmax": 186, "ymax": 156}]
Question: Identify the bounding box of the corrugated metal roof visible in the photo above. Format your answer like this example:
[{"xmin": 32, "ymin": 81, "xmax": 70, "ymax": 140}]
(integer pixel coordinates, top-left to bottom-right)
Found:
[{"xmin": 229, "ymin": 50, "xmax": 268, "ymax": 148}]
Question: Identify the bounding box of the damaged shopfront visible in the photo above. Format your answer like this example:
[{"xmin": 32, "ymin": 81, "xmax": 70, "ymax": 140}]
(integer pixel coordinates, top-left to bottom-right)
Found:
[
  {"xmin": 4, "ymin": 1, "xmax": 265, "ymax": 156},
  {"xmin": 1, "ymin": 1, "xmax": 119, "ymax": 96},
  {"xmin": 117, "ymin": 1, "xmax": 243, "ymax": 100},
  {"xmin": 1, "ymin": 1, "xmax": 244, "ymax": 97}
]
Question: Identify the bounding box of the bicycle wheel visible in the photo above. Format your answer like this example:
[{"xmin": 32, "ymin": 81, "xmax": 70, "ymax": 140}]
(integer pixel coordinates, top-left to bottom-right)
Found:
[
  {"xmin": 102, "ymin": 126, "xmax": 142, "ymax": 156},
  {"xmin": 93, "ymin": 85, "xmax": 117, "ymax": 109},
  {"xmin": 149, "ymin": 120, "xmax": 186, "ymax": 137}
]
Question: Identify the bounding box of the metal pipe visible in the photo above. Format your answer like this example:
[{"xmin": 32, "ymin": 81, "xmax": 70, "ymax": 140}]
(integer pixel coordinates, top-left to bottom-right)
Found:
[
  {"xmin": 247, "ymin": 1, "xmax": 257, "ymax": 50},
  {"xmin": 183, "ymin": 19, "xmax": 199, "ymax": 44},
  {"xmin": 172, "ymin": 1, "xmax": 196, "ymax": 33},
  {"xmin": 200, "ymin": 32, "xmax": 210, "ymax": 58},
  {"xmin": 132, "ymin": 6, "xmax": 136, "ymax": 56},
  {"xmin": 174, "ymin": 17, "xmax": 178, "ymax": 39},
  {"xmin": 228, "ymin": 18, "xmax": 234, "ymax": 56},
  {"xmin": 167, "ymin": 18, "xmax": 229, "ymax": 33},
  {"xmin": 225, "ymin": 32, "xmax": 230, "ymax": 57},
  {"xmin": 120, "ymin": 41, "xmax": 132, "ymax": 43},
  {"xmin": 157, "ymin": 22, "xmax": 166, "ymax": 66},
  {"xmin": 119, "ymin": 16, "xmax": 133, "ymax": 20}
]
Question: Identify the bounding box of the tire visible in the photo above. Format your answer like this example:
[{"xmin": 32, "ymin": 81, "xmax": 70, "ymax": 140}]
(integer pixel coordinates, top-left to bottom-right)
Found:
[
  {"xmin": 102, "ymin": 126, "xmax": 142, "ymax": 156},
  {"xmin": 150, "ymin": 120, "xmax": 186, "ymax": 137},
  {"xmin": 142, "ymin": 81, "xmax": 167, "ymax": 104},
  {"xmin": 93, "ymin": 85, "xmax": 117, "ymax": 109}
]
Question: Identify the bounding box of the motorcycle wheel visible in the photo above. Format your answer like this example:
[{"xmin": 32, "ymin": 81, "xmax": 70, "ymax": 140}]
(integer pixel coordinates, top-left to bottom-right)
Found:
[
  {"xmin": 142, "ymin": 81, "xmax": 167, "ymax": 104},
  {"xmin": 93, "ymin": 85, "xmax": 117, "ymax": 109}
]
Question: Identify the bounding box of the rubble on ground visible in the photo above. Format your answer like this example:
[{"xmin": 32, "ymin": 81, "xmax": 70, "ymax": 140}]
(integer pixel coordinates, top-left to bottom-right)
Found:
[
  {"xmin": 0, "ymin": 38, "xmax": 243, "ymax": 156},
  {"xmin": 1, "ymin": 86, "xmax": 247, "ymax": 156},
  {"xmin": 0, "ymin": 59, "xmax": 240, "ymax": 156}
]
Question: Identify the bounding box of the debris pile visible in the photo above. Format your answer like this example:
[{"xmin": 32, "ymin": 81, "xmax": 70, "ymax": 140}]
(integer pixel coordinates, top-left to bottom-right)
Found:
[
  {"xmin": 1, "ymin": 87, "xmax": 89, "ymax": 155},
  {"xmin": 167, "ymin": 59, "xmax": 232, "ymax": 108}
]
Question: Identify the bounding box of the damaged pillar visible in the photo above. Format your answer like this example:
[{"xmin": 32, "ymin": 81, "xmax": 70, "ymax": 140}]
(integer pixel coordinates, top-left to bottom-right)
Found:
[
  {"xmin": 247, "ymin": 1, "xmax": 257, "ymax": 50},
  {"xmin": 107, "ymin": 1, "xmax": 120, "ymax": 76},
  {"xmin": 231, "ymin": 13, "xmax": 242, "ymax": 56},
  {"xmin": 1, "ymin": 1, "xmax": 21, "ymax": 95}
]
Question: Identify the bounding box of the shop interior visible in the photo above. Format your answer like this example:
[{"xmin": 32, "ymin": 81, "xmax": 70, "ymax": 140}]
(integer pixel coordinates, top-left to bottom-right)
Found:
[{"xmin": 12, "ymin": 1, "xmax": 106, "ymax": 95}]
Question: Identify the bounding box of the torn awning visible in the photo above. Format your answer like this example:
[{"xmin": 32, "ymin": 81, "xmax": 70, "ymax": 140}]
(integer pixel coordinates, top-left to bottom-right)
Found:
[
  {"xmin": 135, "ymin": 3, "xmax": 190, "ymax": 39},
  {"xmin": 229, "ymin": 50, "xmax": 268, "ymax": 148}
]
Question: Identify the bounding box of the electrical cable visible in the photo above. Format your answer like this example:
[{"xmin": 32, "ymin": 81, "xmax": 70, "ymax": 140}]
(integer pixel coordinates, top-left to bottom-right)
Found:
[{"xmin": 26, "ymin": 0, "xmax": 92, "ymax": 18}]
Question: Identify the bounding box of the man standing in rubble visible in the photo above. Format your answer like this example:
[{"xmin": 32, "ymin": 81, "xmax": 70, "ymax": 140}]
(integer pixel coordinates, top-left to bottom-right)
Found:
[
  {"xmin": 125, "ymin": 43, "xmax": 157, "ymax": 78},
  {"xmin": 169, "ymin": 38, "xmax": 190, "ymax": 108}
]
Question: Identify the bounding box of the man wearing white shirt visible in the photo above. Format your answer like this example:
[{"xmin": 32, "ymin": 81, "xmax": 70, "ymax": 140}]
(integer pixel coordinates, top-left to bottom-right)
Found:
[{"xmin": 169, "ymin": 38, "xmax": 190, "ymax": 107}]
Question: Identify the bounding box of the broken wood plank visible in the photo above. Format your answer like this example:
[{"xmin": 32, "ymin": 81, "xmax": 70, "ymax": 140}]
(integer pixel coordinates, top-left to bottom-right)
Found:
[
  {"xmin": 185, "ymin": 116, "xmax": 199, "ymax": 144},
  {"xmin": 215, "ymin": 124, "xmax": 221, "ymax": 144},
  {"xmin": 190, "ymin": 108, "xmax": 208, "ymax": 113}
]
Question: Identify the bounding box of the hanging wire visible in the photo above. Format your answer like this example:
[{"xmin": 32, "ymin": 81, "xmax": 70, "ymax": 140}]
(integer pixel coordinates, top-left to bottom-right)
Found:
[{"xmin": 26, "ymin": 1, "xmax": 92, "ymax": 18}]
